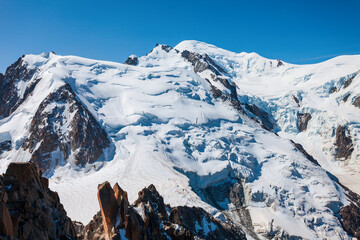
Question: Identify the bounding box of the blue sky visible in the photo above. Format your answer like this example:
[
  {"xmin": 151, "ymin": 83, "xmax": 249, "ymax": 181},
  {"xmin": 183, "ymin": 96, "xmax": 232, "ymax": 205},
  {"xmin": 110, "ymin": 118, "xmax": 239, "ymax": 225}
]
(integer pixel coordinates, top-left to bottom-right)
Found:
[{"xmin": 0, "ymin": 0, "xmax": 359, "ymax": 73}]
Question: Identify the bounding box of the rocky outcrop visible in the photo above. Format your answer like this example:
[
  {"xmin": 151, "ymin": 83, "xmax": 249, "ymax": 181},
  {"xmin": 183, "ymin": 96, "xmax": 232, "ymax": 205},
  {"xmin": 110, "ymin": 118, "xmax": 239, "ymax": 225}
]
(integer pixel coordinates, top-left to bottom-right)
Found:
[
  {"xmin": 189, "ymin": 178, "xmax": 257, "ymax": 239},
  {"xmin": 343, "ymin": 93, "xmax": 351, "ymax": 102},
  {"xmin": 297, "ymin": 112, "xmax": 312, "ymax": 132},
  {"xmin": 147, "ymin": 44, "xmax": 178, "ymax": 56},
  {"xmin": 0, "ymin": 162, "xmax": 76, "ymax": 239},
  {"xmin": 335, "ymin": 125, "xmax": 354, "ymax": 160},
  {"xmin": 0, "ymin": 140, "xmax": 11, "ymax": 155},
  {"xmin": 0, "ymin": 56, "xmax": 39, "ymax": 119},
  {"xmin": 124, "ymin": 55, "xmax": 138, "ymax": 66},
  {"xmin": 21, "ymin": 83, "xmax": 111, "ymax": 175},
  {"xmin": 245, "ymin": 104, "xmax": 275, "ymax": 131},
  {"xmin": 159, "ymin": 44, "xmax": 173, "ymax": 53},
  {"xmin": 290, "ymin": 140, "xmax": 320, "ymax": 166},
  {"xmin": 169, "ymin": 206, "xmax": 244, "ymax": 240},
  {"xmin": 82, "ymin": 182, "xmax": 246, "ymax": 240},
  {"xmin": 329, "ymin": 86, "xmax": 337, "ymax": 94},
  {"xmin": 181, "ymin": 50, "xmax": 226, "ymax": 76},
  {"xmin": 337, "ymin": 182, "xmax": 360, "ymax": 239},
  {"xmin": 209, "ymin": 82, "xmax": 246, "ymax": 117},
  {"xmin": 293, "ymin": 95, "xmax": 300, "ymax": 107},
  {"xmin": 276, "ymin": 60, "xmax": 284, "ymax": 67},
  {"xmin": 341, "ymin": 203, "xmax": 360, "ymax": 239},
  {"xmin": 343, "ymin": 74, "xmax": 356, "ymax": 89},
  {"xmin": 353, "ymin": 96, "xmax": 360, "ymax": 108},
  {"xmin": 0, "ymin": 191, "xmax": 14, "ymax": 237},
  {"xmin": 97, "ymin": 182, "xmax": 118, "ymax": 239}
]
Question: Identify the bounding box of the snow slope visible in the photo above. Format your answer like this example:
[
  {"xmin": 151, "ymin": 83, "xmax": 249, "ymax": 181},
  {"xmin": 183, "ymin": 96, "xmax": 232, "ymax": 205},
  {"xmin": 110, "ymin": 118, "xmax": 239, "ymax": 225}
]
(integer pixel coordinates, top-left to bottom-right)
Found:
[
  {"xmin": 176, "ymin": 41, "xmax": 360, "ymax": 194},
  {"xmin": 1, "ymin": 41, "xmax": 360, "ymax": 239}
]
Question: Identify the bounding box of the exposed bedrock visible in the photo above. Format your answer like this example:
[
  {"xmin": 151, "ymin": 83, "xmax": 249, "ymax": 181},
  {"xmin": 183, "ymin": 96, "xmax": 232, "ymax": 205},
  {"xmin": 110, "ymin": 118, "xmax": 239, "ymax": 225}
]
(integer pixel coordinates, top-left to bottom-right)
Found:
[
  {"xmin": 0, "ymin": 140, "xmax": 11, "ymax": 155},
  {"xmin": 21, "ymin": 83, "xmax": 111, "ymax": 175},
  {"xmin": 181, "ymin": 50, "xmax": 227, "ymax": 76},
  {"xmin": 297, "ymin": 112, "xmax": 312, "ymax": 132},
  {"xmin": 0, "ymin": 56, "xmax": 38, "ymax": 119},
  {"xmin": 290, "ymin": 140, "xmax": 320, "ymax": 166},
  {"xmin": 353, "ymin": 96, "xmax": 360, "ymax": 108},
  {"xmin": 80, "ymin": 182, "xmax": 246, "ymax": 240},
  {"xmin": 343, "ymin": 74, "xmax": 356, "ymax": 89},
  {"xmin": 335, "ymin": 125, "xmax": 354, "ymax": 160},
  {"xmin": 337, "ymin": 182, "xmax": 360, "ymax": 239},
  {"xmin": 124, "ymin": 55, "xmax": 138, "ymax": 66},
  {"xmin": 0, "ymin": 162, "xmax": 77, "ymax": 239},
  {"xmin": 245, "ymin": 103, "xmax": 276, "ymax": 131}
]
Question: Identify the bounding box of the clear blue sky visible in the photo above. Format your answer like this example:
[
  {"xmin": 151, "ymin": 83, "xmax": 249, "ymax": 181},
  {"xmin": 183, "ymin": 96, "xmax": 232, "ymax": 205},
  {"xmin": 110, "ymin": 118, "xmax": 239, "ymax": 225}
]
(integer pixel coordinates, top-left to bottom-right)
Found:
[{"xmin": 1, "ymin": 0, "xmax": 359, "ymax": 73}]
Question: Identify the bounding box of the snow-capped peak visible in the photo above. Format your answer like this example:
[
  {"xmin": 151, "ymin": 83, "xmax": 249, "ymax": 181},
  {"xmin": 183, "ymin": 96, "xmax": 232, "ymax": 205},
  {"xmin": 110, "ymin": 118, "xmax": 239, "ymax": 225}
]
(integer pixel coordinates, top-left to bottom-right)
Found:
[{"xmin": 1, "ymin": 41, "xmax": 360, "ymax": 239}]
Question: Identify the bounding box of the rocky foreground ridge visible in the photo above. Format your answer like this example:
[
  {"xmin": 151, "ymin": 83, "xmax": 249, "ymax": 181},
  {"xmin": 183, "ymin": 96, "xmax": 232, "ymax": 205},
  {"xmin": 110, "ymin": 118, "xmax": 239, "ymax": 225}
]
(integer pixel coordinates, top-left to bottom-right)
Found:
[
  {"xmin": 78, "ymin": 182, "xmax": 245, "ymax": 240},
  {"xmin": 0, "ymin": 162, "xmax": 76, "ymax": 240},
  {"xmin": 0, "ymin": 163, "xmax": 247, "ymax": 240}
]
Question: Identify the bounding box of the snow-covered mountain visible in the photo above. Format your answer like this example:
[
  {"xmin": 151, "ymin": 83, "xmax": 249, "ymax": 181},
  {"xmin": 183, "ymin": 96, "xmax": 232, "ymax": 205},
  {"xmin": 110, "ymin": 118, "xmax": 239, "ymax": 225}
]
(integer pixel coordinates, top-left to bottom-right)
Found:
[{"xmin": 1, "ymin": 40, "xmax": 360, "ymax": 239}]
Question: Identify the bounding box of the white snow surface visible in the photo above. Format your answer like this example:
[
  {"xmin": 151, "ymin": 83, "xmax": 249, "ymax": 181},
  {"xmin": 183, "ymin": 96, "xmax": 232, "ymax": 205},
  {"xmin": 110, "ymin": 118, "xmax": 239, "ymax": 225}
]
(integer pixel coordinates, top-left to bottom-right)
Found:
[{"xmin": 1, "ymin": 41, "xmax": 360, "ymax": 239}]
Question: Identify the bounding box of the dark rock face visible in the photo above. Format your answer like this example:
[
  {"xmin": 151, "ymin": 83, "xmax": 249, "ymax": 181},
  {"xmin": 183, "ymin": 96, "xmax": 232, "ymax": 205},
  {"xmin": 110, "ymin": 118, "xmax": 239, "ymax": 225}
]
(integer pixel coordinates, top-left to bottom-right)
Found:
[
  {"xmin": 297, "ymin": 112, "xmax": 312, "ymax": 132},
  {"xmin": 160, "ymin": 44, "xmax": 173, "ymax": 53},
  {"xmin": 73, "ymin": 221, "xmax": 85, "ymax": 239},
  {"xmin": 0, "ymin": 192, "xmax": 14, "ymax": 238},
  {"xmin": 181, "ymin": 50, "xmax": 226, "ymax": 76},
  {"xmin": 214, "ymin": 76, "xmax": 237, "ymax": 99},
  {"xmin": 21, "ymin": 83, "xmax": 110, "ymax": 175},
  {"xmin": 343, "ymin": 94, "xmax": 351, "ymax": 102},
  {"xmin": 245, "ymin": 104, "xmax": 275, "ymax": 131},
  {"xmin": 209, "ymin": 82, "xmax": 245, "ymax": 115},
  {"xmin": 341, "ymin": 203, "xmax": 360, "ymax": 239},
  {"xmin": 79, "ymin": 211, "xmax": 104, "ymax": 240},
  {"xmin": 290, "ymin": 140, "xmax": 320, "ymax": 166},
  {"xmin": 0, "ymin": 56, "xmax": 39, "ymax": 119},
  {"xmin": 189, "ymin": 178, "xmax": 258, "ymax": 239},
  {"xmin": 0, "ymin": 162, "xmax": 76, "ymax": 239},
  {"xmin": 293, "ymin": 95, "xmax": 300, "ymax": 107},
  {"xmin": 276, "ymin": 60, "xmax": 284, "ymax": 67},
  {"xmin": 97, "ymin": 182, "xmax": 118, "ymax": 239},
  {"xmin": 124, "ymin": 55, "xmax": 138, "ymax": 66},
  {"xmin": 206, "ymin": 76, "xmax": 244, "ymax": 114},
  {"xmin": 170, "ymin": 206, "xmax": 243, "ymax": 240},
  {"xmin": 0, "ymin": 141, "xmax": 11, "ymax": 155},
  {"xmin": 335, "ymin": 125, "xmax": 354, "ymax": 160},
  {"xmin": 197, "ymin": 179, "xmax": 245, "ymax": 211},
  {"xmin": 329, "ymin": 87, "xmax": 337, "ymax": 94},
  {"xmin": 337, "ymin": 182, "xmax": 360, "ymax": 239},
  {"xmin": 82, "ymin": 183, "xmax": 246, "ymax": 240},
  {"xmin": 147, "ymin": 44, "xmax": 178, "ymax": 56},
  {"xmin": 353, "ymin": 96, "xmax": 360, "ymax": 108},
  {"xmin": 343, "ymin": 74, "xmax": 356, "ymax": 89}
]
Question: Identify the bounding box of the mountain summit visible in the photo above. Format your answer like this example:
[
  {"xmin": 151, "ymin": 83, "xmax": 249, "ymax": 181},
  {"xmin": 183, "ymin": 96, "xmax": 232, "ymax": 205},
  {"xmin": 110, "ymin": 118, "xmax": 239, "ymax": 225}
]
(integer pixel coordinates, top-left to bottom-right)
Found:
[{"xmin": 1, "ymin": 41, "xmax": 360, "ymax": 239}]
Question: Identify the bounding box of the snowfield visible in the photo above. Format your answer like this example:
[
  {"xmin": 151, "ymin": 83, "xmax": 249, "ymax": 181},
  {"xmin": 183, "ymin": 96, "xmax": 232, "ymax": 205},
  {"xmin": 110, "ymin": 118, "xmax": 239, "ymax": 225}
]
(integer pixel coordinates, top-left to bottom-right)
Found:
[{"xmin": 1, "ymin": 40, "xmax": 360, "ymax": 239}]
